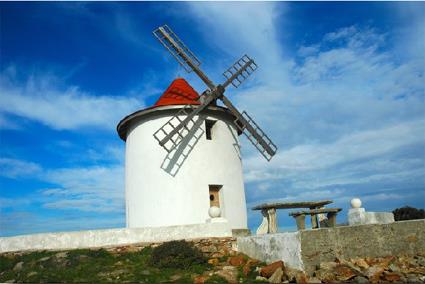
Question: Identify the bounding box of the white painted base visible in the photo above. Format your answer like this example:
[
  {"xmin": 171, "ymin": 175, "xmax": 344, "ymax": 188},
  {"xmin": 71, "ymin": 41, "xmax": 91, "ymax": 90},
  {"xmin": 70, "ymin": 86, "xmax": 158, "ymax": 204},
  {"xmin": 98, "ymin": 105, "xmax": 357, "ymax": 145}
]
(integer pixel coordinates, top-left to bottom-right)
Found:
[{"xmin": 0, "ymin": 222, "xmax": 232, "ymax": 253}]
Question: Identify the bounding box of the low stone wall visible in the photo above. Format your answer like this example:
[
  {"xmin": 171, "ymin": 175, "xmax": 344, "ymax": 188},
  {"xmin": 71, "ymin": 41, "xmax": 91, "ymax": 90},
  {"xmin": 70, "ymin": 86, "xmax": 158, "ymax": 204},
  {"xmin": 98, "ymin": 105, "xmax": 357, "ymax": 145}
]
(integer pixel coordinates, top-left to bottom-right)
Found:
[
  {"xmin": 0, "ymin": 222, "xmax": 232, "ymax": 253},
  {"xmin": 237, "ymin": 232, "xmax": 303, "ymax": 270},
  {"xmin": 300, "ymin": 219, "xmax": 425, "ymax": 275},
  {"xmin": 237, "ymin": 220, "xmax": 425, "ymax": 275}
]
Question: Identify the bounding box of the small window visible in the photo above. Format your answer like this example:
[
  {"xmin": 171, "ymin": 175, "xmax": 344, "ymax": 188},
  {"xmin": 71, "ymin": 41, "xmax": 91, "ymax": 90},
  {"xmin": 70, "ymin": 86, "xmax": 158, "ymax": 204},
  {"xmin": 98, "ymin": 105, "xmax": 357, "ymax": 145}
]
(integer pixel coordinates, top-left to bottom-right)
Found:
[
  {"xmin": 205, "ymin": 120, "xmax": 217, "ymax": 140},
  {"xmin": 209, "ymin": 185, "xmax": 222, "ymax": 208}
]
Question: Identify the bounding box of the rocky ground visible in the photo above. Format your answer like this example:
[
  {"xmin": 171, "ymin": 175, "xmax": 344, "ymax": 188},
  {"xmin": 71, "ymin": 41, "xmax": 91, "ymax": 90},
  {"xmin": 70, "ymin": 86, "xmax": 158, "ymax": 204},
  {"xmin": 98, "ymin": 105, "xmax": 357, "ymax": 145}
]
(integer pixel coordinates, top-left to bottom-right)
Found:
[{"xmin": 0, "ymin": 237, "xmax": 424, "ymax": 283}]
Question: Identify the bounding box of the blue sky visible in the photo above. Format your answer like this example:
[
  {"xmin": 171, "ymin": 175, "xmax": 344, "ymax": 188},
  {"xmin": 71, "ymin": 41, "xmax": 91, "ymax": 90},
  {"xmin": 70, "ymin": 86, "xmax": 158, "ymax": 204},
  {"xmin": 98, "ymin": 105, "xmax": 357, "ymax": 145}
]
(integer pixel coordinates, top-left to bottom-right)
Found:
[{"xmin": 0, "ymin": 2, "xmax": 424, "ymax": 236}]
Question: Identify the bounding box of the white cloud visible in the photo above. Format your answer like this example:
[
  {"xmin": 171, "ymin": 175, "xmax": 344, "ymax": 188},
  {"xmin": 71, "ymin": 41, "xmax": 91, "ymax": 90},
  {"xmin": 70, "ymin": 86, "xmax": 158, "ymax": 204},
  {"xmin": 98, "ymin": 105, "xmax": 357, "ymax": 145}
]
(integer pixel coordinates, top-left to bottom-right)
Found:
[
  {"xmin": 42, "ymin": 165, "xmax": 124, "ymax": 213},
  {"xmin": 252, "ymin": 119, "xmax": 424, "ymax": 172},
  {"xmin": 0, "ymin": 157, "xmax": 124, "ymax": 213},
  {"xmin": 184, "ymin": 3, "xmax": 425, "ymax": 211},
  {"xmin": 0, "ymin": 158, "xmax": 42, "ymax": 179},
  {"xmin": 0, "ymin": 67, "xmax": 142, "ymax": 130}
]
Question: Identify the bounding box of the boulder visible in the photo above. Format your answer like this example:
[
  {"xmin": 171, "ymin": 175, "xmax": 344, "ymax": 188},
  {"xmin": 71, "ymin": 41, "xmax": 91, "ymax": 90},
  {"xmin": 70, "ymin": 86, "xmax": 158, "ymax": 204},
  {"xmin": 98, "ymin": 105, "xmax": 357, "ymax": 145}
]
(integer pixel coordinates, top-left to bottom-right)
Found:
[
  {"xmin": 193, "ymin": 275, "xmax": 207, "ymax": 284},
  {"xmin": 260, "ymin": 261, "xmax": 285, "ymax": 278},
  {"xmin": 228, "ymin": 255, "xmax": 245, "ymax": 266},
  {"xmin": 13, "ymin": 261, "xmax": 24, "ymax": 271},
  {"xmin": 215, "ymin": 266, "xmax": 238, "ymax": 284},
  {"xmin": 268, "ymin": 267, "xmax": 283, "ymax": 284},
  {"xmin": 364, "ymin": 266, "xmax": 385, "ymax": 283},
  {"xmin": 208, "ymin": 258, "xmax": 219, "ymax": 266},
  {"xmin": 382, "ymin": 271, "xmax": 401, "ymax": 282}
]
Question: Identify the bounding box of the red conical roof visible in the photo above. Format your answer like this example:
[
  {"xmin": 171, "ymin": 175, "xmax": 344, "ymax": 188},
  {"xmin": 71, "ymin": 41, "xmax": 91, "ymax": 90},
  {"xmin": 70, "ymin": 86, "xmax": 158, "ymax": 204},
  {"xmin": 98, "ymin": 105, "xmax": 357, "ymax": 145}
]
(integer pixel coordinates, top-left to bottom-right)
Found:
[{"xmin": 153, "ymin": 78, "xmax": 200, "ymax": 107}]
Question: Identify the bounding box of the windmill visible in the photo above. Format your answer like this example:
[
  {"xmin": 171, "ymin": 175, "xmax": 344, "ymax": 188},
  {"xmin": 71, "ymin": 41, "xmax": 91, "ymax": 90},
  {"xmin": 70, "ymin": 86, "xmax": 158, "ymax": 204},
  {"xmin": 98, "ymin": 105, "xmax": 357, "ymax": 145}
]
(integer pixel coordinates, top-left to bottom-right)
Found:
[{"xmin": 152, "ymin": 25, "xmax": 277, "ymax": 161}]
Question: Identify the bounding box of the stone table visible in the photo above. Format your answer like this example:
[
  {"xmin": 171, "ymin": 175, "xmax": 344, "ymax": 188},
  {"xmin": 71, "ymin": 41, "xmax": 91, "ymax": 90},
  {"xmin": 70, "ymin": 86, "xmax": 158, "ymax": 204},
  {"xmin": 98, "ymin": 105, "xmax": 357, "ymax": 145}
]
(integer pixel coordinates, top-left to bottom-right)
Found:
[{"xmin": 252, "ymin": 200, "xmax": 333, "ymax": 234}]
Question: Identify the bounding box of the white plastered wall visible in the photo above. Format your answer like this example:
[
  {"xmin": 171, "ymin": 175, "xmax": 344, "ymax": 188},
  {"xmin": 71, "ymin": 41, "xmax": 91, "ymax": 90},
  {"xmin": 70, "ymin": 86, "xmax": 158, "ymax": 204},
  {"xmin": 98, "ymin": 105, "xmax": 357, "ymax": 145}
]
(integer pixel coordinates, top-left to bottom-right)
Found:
[{"xmin": 124, "ymin": 107, "xmax": 247, "ymax": 230}]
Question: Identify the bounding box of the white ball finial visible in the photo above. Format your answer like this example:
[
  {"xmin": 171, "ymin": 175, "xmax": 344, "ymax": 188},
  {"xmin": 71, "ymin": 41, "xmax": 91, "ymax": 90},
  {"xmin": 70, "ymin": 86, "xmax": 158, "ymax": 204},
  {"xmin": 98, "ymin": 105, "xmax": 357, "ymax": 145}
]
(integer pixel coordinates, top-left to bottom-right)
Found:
[
  {"xmin": 351, "ymin": 198, "xmax": 362, "ymax": 208},
  {"xmin": 208, "ymin": 206, "xmax": 221, "ymax": 218}
]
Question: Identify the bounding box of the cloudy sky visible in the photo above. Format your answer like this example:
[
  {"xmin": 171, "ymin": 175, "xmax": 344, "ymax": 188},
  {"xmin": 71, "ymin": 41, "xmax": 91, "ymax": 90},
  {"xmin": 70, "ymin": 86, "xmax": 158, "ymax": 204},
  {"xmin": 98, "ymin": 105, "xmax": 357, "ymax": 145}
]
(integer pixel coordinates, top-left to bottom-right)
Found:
[{"xmin": 1, "ymin": 2, "xmax": 424, "ymax": 236}]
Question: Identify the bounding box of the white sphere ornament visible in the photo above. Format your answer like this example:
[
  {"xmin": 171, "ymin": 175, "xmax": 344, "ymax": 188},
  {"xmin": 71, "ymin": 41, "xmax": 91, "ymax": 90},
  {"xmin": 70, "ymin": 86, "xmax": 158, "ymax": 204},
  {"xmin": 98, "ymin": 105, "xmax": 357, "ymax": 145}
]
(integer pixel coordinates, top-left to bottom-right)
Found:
[
  {"xmin": 208, "ymin": 206, "xmax": 221, "ymax": 218},
  {"xmin": 351, "ymin": 198, "xmax": 362, "ymax": 208}
]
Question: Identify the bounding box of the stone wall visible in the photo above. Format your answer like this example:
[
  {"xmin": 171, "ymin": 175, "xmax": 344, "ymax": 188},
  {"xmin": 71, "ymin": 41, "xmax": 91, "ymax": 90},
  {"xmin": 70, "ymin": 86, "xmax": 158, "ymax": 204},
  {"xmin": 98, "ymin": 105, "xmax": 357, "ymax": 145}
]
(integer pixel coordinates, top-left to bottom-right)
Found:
[
  {"xmin": 237, "ymin": 232, "xmax": 304, "ymax": 270},
  {"xmin": 300, "ymin": 219, "xmax": 425, "ymax": 275},
  {"xmin": 0, "ymin": 222, "xmax": 232, "ymax": 253},
  {"xmin": 237, "ymin": 219, "xmax": 425, "ymax": 275}
]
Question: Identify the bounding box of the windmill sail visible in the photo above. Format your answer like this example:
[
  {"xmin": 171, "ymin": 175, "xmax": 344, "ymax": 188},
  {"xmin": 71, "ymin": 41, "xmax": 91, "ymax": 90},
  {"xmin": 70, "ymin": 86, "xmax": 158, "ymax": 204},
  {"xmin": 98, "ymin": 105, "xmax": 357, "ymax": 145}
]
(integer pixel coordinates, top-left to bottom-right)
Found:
[
  {"xmin": 154, "ymin": 55, "xmax": 259, "ymax": 149},
  {"xmin": 153, "ymin": 24, "xmax": 278, "ymax": 161},
  {"xmin": 153, "ymin": 25, "xmax": 215, "ymax": 90},
  {"xmin": 154, "ymin": 94, "xmax": 216, "ymax": 152},
  {"xmin": 223, "ymin": 55, "xmax": 257, "ymax": 88},
  {"xmin": 221, "ymin": 96, "xmax": 277, "ymax": 161}
]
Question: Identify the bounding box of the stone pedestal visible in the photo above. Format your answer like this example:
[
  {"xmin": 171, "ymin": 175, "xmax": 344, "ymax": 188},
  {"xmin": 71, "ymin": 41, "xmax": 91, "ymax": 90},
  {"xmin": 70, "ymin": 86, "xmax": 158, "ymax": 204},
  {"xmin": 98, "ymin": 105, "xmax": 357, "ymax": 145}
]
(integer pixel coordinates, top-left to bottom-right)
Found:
[{"xmin": 348, "ymin": 208, "xmax": 366, "ymax": 225}]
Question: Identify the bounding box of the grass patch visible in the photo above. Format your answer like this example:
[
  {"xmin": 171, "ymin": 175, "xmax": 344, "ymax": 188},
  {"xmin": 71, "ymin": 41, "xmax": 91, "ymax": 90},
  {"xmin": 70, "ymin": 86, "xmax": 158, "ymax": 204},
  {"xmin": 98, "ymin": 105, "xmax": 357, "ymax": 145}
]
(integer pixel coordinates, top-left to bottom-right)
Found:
[{"xmin": 0, "ymin": 242, "xmax": 215, "ymax": 283}]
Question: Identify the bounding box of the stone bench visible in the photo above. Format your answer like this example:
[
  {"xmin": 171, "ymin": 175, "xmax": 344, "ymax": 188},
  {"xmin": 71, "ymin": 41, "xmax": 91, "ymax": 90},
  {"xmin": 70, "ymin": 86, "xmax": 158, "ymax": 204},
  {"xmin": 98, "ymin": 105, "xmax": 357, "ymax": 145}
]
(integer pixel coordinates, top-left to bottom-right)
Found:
[
  {"xmin": 289, "ymin": 208, "xmax": 342, "ymax": 230},
  {"xmin": 252, "ymin": 200, "xmax": 334, "ymax": 234}
]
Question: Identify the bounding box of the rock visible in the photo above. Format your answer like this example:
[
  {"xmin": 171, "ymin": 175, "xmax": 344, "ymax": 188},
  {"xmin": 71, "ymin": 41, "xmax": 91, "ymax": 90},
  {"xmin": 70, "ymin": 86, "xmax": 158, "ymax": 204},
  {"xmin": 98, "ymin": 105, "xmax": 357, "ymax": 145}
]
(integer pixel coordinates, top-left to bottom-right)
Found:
[
  {"xmin": 201, "ymin": 245, "xmax": 217, "ymax": 253},
  {"xmin": 170, "ymin": 274, "xmax": 182, "ymax": 282},
  {"xmin": 228, "ymin": 255, "xmax": 245, "ymax": 266},
  {"xmin": 215, "ymin": 266, "xmax": 238, "ymax": 284},
  {"xmin": 314, "ymin": 268, "xmax": 335, "ymax": 282},
  {"xmin": 353, "ymin": 276, "xmax": 369, "ymax": 283},
  {"xmin": 4, "ymin": 280, "xmax": 15, "ymax": 283},
  {"xmin": 283, "ymin": 267, "xmax": 306, "ymax": 283},
  {"xmin": 193, "ymin": 275, "xmax": 206, "ymax": 284},
  {"xmin": 350, "ymin": 258, "xmax": 369, "ymax": 270},
  {"xmin": 268, "ymin": 267, "xmax": 283, "ymax": 283},
  {"xmin": 308, "ymin": 277, "xmax": 321, "ymax": 283},
  {"xmin": 256, "ymin": 276, "xmax": 268, "ymax": 282},
  {"xmin": 27, "ymin": 271, "xmax": 38, "ymax": 277},
  {"xmin": 242, "ymin": 259, "xmax": 259, "ymax": 276},
  {"xmin": 294, "ymin": 270, "xmax": 308, "ymax": 284},
  {"xmin": 365, "ymin": 266, "xmax": 385, "ymax": 283},
  {"xmin": 383, "ymin": 272, "xmax": 401, "ymax": 282},
  {"xmin": 211, "ymin": 252, "xmax": 225, "ymax": 258},
  {"xmin": 38, "ymin": 256, "xmax": 50, "ymax": 262},
  {"xmin": 13, "ymin": 261, "xmax": 24, "ymax": 271},
  {"xmin": 319, "ymin": 261, "xmax": 338, "ymax": 270},
  {"xmin": 208, "ymin": 258, "xmax": 219, "ymax": 266},
  {"xmin": 388, "ymin": 263, "xmax": 400, "ymax": 273},
  {"xmin": 260, "ymin": 261, "xmax": 285, "ymax": 278},
  {"xmin": 55, "ymin": 252, "xmax": 68, "ymax": 258},
  {"xmin": 242, "ymin": 264, "xmax": 251, "ymax": 276},
  {"xmin": 334, "ymin": 264, "xmax": 357, "ymax": 281},
  {"xmin": 407, "ymin": 276, "xmax": 421, "ymax": 283}
]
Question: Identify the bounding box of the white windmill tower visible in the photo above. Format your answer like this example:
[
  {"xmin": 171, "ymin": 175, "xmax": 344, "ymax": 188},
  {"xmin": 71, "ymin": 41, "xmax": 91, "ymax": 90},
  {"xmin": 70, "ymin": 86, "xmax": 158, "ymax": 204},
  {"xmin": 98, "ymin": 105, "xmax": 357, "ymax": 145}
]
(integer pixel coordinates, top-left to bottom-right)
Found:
[{"xmin": 117, "ymin": 25, "xmax": 277, "ymax": 232}]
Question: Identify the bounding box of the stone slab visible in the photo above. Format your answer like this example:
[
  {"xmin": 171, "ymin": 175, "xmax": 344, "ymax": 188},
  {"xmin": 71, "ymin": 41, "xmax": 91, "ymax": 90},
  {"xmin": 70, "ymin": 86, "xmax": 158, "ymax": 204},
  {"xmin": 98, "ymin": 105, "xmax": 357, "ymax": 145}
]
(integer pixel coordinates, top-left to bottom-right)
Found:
[
  {"xmin": 252, "ymin": 200, "xmax": 332, "ymax": 210},
  {"xmin": 0, "ymin": 222, "xmax": 232, "ymax": 253}
]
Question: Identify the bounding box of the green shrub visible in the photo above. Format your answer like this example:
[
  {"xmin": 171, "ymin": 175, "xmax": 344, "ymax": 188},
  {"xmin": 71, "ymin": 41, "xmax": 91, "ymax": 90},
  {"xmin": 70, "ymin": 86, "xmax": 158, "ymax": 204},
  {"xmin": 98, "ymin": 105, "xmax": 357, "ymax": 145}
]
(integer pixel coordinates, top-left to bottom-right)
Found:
[
  {"xmin": 149, "ymin": 240, "xmax": 207, "ymax": 269},
  {"xmin": 393, "ymin": 206, "xmax": 425, "ymax": 221}
]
